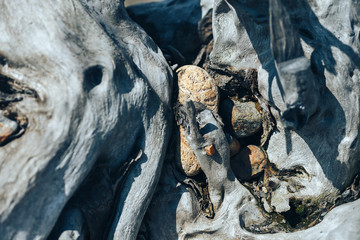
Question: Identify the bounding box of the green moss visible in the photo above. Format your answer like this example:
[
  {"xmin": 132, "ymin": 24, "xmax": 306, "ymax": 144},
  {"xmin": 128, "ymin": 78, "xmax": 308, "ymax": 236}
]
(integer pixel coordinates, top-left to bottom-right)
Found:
[
  {"xmin": 295, "ymin": 204, "xmax": 304, "ymax": 215},
  {"xmin": 265, "ymin": 192, "xmax": 339, "ymax": 232}
]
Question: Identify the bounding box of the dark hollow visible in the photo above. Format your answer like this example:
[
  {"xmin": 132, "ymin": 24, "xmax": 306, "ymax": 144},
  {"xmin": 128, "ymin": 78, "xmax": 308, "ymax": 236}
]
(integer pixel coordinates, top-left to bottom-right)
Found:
[{"xmin": 83, "ymin": 65, "xmax": 103, "ymax": 91}]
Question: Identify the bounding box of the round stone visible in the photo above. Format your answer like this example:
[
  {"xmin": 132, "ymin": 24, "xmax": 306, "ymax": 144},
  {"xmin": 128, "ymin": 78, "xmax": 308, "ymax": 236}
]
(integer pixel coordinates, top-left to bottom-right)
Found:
[
  {"xmin": 230, "ymin": 145, "xmax": 267, "ymax": 181},
  {"xmin": 220, "ymin": 99, "xmax": 262, "ymax": 138},
  {"xmin": 177, "ymin": 65, "xmax": 219, "ymax": 112},
  {"xmin": 175, "ymin": 65, "xmax": 219, "ymax": 176}
]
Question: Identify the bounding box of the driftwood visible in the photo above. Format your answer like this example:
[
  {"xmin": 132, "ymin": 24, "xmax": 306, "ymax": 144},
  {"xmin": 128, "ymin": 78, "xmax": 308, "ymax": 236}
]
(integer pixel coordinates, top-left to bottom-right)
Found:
[
  {"xmin": 0, "ymin": 0, "xmax": 172, "ymax": 239},
  {"xmin": 136, "ymin": 0, "xmax": 360, "ymax": 239}
]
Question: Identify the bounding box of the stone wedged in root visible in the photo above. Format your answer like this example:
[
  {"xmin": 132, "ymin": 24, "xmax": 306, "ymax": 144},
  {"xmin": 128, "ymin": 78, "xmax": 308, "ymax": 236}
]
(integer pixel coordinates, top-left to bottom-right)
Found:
[
  {"xmin": 231, "ymin": 145, "xmax": 267, "ymax": 181},
  {"xmin": 220, "ymin": 98, "xmax": 262, "ymax": 138},
  {"xmin": 177, "ymin": 126, "xmax": 202, "ymax": 176},
  {"xmin": 177, "ymin": 65, "xmax": 219, "ymax": 112},
  {"xmin": 175, "ymin": 65, "xmax": 219, "ymax": 176}
]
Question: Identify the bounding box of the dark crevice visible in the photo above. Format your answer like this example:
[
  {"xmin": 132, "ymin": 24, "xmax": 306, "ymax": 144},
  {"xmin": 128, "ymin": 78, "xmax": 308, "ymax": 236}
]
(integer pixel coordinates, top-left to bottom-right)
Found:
[
  {"xmin": 278, "ymin": 165, "xmax": 310, "ymax": 179},
  {"xmin": 0, "ymin": 76, "xmax": 14, "ymax": 94},
  {"xmin": 0, "ymin": 74, "xmax": 32, "ymax": 146},
  {"xmin": 0, "ymin": 74, "xmax": 38, "ymax": 109},
  {"xmin": 83, "ymin": 65, "xmax": 104, "ymax": 92},
  {"xmin": 299, "ymin": 28, "xmax": 314, "ymax": 41},
  {"xmin": 0, "ymin": 55, "xmax": 6, "ymax": 65},
  {"xmin": 281, "ymin": 199, "xmax": 302, "ymax": 228}
]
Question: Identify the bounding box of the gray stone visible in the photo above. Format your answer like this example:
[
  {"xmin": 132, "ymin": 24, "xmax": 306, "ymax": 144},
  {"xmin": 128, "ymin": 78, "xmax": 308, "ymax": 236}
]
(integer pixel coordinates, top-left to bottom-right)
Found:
[{"xmin": 220, "ymin": 99, "xmax": 262, "ymax": 138}]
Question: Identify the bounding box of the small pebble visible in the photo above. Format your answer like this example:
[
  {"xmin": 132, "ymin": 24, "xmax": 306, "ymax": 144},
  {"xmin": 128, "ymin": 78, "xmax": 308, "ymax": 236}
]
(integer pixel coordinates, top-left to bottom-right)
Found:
[
  {"xmin": 205, "ymin": 144, "xmax": 216, "ymax": 156},
  {"xmin": 220, "ymin": 99, "xmax": 262, "ymax": 138},
  {"xmin": 230, "ymin": 145, "xmax": 267, "ymax": 181}
]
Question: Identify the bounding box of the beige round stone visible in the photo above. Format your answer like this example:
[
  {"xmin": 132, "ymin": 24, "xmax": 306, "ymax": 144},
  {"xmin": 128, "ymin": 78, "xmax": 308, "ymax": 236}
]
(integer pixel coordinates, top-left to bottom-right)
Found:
[
  {"xmin": 177, "ymin": 65, "xmax": 218, "ymax": 112},
  {"xmin": 175, "ymin": 65, "xmax": 219, "ymax": 176},
  {"xmin": 176, "ymin": 126, "xmax": 202, "ymax": 176}
]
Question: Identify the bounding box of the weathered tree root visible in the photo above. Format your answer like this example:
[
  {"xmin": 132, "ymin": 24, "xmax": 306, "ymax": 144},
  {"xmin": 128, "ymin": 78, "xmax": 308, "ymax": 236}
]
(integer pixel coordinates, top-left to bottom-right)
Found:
[
  {"xmin": 180, "ymin": 101, "xmax": 267, "ymax": 235},
  {"xmin": 178, "ymin": 100, "xmax": 360, "ymax": 239}
]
